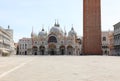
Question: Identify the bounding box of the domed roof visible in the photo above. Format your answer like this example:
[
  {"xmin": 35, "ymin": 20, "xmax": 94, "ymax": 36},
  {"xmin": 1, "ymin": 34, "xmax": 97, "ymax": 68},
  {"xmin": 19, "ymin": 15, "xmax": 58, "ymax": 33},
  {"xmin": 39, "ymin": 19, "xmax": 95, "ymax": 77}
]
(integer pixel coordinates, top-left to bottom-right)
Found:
[
  {"xmin": 68, "ymin": 27, "xmax": 77, "ymax": 36},
  {"xmin": 38, "ymin": 28, "xmax": 47, "ymax": 37},
  {"xmin": 50, "ymin": 22, "xmax": 63, "ymax": 35}
]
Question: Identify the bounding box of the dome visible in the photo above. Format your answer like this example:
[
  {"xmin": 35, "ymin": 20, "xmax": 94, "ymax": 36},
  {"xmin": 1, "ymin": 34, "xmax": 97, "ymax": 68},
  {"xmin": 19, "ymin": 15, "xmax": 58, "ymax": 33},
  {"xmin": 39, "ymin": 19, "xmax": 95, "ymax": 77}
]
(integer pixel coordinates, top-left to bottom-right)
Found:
[
  {"xmin": 68, "ymin": 27, "xmax": 77, "ymax": 36},
  {"xmin": 50, "ymin": 22, "xmax": 63, "ymax": 35},
  {"xmin": 38, "ymin": 28, "xmax": 47, "ymax": 37}
]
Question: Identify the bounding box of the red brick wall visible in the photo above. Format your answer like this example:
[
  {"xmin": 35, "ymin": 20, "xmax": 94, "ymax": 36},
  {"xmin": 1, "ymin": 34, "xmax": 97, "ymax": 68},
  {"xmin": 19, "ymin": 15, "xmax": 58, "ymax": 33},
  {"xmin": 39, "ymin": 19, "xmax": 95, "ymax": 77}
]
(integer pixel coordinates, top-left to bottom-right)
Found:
[{"xmin": 83, "ymin": 0, "xmax": 102, "ymax": 55}]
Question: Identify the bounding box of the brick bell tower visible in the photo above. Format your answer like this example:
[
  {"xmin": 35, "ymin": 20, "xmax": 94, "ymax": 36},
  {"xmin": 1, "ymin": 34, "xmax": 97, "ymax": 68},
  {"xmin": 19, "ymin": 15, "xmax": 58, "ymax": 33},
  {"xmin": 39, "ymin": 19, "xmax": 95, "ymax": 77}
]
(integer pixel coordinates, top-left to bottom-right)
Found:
[{"xmin": 83, "ymin": 0, "xmax": 102, "ymax": 55}]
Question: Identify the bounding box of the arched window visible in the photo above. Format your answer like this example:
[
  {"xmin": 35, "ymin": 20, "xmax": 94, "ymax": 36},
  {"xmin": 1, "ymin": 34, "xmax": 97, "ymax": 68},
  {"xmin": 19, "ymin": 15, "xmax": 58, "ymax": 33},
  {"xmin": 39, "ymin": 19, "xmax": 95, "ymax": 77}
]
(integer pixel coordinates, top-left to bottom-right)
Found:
[
  {"xmin": 103, "ymin": 37, "xmax": 106, "ymax": 41},
  {"xmin": 25, "ymin": 44, "xmax": 27, "ymax": 49},
  {"xmin": 48, "ymin": 36, "xmax": 57, "ymax": 43}
]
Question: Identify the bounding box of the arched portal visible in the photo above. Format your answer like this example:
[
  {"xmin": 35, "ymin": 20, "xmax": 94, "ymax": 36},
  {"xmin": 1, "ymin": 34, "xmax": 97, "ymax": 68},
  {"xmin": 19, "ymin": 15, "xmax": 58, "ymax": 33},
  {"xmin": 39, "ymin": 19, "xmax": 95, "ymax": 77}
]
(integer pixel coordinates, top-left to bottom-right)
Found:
[
  {"xmin": 25, "ymin": 51, "xmax": 27, "ymax": 55},
  {"xmin": 59, "ymin": 46, "xmax": 65, "ymax": 55},
  {"xmin": 48, "ymin": 44, "xmax": 56, "ymax": 55},
  {"xmin": 67, "ymin": 46, "xmax": 73, "ymax": 55},
  {"xmin": 39, "ymin": 46, "xmax": 45, "ymax": 55},
  {"xmin": 32, "ymin": 46, "xmax": 38, "ymax": 55}
]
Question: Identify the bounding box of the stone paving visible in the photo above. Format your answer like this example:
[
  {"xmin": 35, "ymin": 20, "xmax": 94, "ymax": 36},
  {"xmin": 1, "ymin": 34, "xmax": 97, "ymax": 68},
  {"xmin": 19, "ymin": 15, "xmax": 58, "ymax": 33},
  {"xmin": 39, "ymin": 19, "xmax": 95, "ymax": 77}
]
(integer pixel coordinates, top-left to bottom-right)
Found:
[{"xmin": 0, "ymin": 55, "xmax": 120, "ymax": 81}]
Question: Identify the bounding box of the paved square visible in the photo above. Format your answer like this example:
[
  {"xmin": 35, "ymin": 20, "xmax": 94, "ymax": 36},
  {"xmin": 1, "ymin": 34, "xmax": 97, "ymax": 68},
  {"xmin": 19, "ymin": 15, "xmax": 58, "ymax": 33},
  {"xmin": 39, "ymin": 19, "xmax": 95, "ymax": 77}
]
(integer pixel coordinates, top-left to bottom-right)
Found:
[{"xmin": 0, "ymin": 55, "xmax": 120, "ymax": 81}]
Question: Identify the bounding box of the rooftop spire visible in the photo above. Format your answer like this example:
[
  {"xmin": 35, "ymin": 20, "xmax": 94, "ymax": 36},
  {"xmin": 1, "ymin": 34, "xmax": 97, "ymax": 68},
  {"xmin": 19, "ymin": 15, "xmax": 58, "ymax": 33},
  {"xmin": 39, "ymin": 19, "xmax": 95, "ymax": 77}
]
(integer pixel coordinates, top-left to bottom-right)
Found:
[
  {"xmin": 31, "ymin": 26, "xmax": 34, "ymax": 37},
  {"xmin": 64, "ymin": 26, "xmax": 67, "ymax": 36},
  {"xmin": 31, "ymin": 26, "xmax": 34, "ymax": 46},
  {"xmin": 8, "ymin": 25, "xmax": 10, "ymax": 29},
  {"xmin": 54, "ymin": 19, "xmax": 60, "ymax": 27},
  {"xmin": 57, "ymin": 19, "xmax": 59, "ymax": 24},
  {"xmin": 71, "ymin": 24, "xmax": 74, "ymax": 30},
  {"xmin": 54, "ymin": 19, "xmax": 57, "ymax": 26},
  {"xmin": 42, "ymin": 25, "xmax": 44, "ymax": 31}
]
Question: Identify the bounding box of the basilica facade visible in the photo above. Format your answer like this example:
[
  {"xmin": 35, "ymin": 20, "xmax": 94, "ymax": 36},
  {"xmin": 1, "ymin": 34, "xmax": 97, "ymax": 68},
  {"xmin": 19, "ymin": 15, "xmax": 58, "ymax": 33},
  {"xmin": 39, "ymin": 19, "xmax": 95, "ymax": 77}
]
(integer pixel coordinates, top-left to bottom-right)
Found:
[{"xmin": 17, "ymin": 22, "xmax": 82, "ymax": 55}]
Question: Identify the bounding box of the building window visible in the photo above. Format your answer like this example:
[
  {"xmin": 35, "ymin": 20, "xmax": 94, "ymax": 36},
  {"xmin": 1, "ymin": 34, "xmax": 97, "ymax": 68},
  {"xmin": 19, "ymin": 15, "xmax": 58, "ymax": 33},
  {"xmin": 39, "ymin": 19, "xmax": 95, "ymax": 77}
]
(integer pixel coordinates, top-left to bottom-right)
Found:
[
  {"xmin": 35, "ymin": 42, "xmax": 37, "ymax": 44},
  {"xmin": 25, "ymin": 44, "xmax": 27, "ymax": 49},
  {"xmin": 103, "ymin": 37, "xmax": 106, "ymax": 41},
  {"xmin": 20, "ymin": 44, "xmax": 21, "ymax": 49},
  {"xmin": 102, "ymin": 46, "xmax": 108, "ymax": 48},
  {"xmin": 23, "ymin": 44, "xmax": 24, "ymax": 49},
  {"xmin": 48, "ymin": 36, "xmax": 57, "ymax": 43}
]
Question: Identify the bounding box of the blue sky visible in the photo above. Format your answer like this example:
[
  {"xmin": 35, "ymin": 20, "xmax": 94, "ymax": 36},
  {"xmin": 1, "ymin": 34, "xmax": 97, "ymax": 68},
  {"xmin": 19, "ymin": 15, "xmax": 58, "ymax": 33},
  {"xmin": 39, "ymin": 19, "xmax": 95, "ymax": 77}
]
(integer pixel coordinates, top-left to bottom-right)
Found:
[{"xmin": 0, "ymin": 0, "xmax": 120, "ymax": 42}]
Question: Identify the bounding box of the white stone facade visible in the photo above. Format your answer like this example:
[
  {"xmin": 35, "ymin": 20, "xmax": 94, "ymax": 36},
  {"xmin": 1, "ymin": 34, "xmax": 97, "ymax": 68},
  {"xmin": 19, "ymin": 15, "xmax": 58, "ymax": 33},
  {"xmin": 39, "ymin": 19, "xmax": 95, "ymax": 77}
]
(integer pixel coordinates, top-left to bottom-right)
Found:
[
  {"xmin": 113, "ymin": 22, "xmax": 120, "ymax": 55},
  {"xmin": 0, "ymin": 26, "xmax": 15, "ymax": 55},
  {"xmin": 102, "ymin": 31, "xmax": 114, "ymax": 55},
  {"xmin": 18, "ymin": 23, "xmax": 81, "ymax": 55}
]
